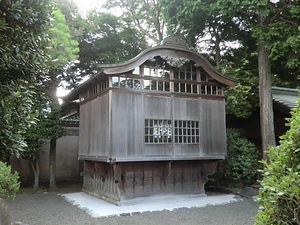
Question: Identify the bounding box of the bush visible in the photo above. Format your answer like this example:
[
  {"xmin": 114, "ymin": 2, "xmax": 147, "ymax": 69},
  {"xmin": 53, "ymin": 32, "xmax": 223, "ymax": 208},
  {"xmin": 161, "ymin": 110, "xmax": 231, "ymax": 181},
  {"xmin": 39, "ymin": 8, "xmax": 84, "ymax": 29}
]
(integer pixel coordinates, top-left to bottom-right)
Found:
[
  {"xmin": 220, "ymin": 131, "xmax": 260, "ymax": 184},
  {"xmin": 0, "ymin": 162, "xmax": 20, "ymax": 199},
  {"xmin": 255, "ymin": 97, "xmax": 300, "ymax": 225}
]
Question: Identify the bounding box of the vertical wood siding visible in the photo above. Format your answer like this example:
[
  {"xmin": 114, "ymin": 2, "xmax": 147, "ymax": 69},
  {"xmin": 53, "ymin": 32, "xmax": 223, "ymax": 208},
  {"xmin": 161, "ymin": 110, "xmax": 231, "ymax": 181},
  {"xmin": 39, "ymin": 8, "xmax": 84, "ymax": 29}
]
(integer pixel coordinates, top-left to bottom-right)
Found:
[
  {"xmin": 80, "ymin": 90, "xmax": 226, "ymax": 159},
  {"xmin": 111, "ymin": 92, "xmax": 144, "ymax": 157},
  {"xmin": 200, "ymin": 99, "xmax": 226, "ymax": 156},
  {"xmin": 83, "ymin": 161, "xmax": 121, "ymax": 203},
  {"xmin": 79, "ymin": 93, "xmax": 110, "ymax": 157},
  {"xmin": 79, "ymin": 103, "xmax": 89, "ymax": 156},
  {"xmin": 120, "ymin": 161, "xmax": 217, "ymax": 197}
]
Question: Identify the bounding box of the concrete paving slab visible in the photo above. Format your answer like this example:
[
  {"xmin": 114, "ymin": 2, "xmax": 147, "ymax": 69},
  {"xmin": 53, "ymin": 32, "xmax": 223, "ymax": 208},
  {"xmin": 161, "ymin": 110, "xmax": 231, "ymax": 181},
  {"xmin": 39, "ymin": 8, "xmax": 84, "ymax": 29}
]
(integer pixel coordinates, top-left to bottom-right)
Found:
[{"xmin": 61, "ymin": 192, "xmax": 241, "ymax": 218}]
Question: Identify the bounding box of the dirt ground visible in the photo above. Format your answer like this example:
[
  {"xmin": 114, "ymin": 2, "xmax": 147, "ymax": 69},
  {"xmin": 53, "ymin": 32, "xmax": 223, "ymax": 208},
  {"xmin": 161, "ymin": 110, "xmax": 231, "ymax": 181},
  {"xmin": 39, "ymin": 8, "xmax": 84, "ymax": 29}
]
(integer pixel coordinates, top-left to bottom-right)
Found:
[{"xmin": 6, "ymin": 181, "xmax": 259, "ymax": 225}]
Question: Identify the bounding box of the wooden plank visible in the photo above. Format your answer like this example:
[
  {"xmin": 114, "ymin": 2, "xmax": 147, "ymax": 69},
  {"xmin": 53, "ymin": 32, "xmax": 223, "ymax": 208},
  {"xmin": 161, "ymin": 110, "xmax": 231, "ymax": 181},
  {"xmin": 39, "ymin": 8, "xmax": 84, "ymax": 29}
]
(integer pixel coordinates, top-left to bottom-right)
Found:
[
  {"xmin": 124, "ymin": 163, "xmax": 134, "ymax": 195},
  {"xmin": 200, "ymin": 99, "xmax": 226, "ymax": 156},
  {"xmin": 79, "ymin": 103, "xmax": 90, "ymax": 156},
  {"xmin": 152, "ymin": 163, "xmax": 162, "ymax": 193},
  {"xmin": 133, "ymin": 163, "xmax": 144, "ymax": 194},
  {"xmin": 174, "ymin": 144, "xmax": 200, "ymax": 156},
  {"xmin": 144, "ymin": 145, "xmax": 173, "ymax": 156},
  {"xmin": 144, "ymin": 95, "xmax": 172, "ymax": 119},
  {"xmin": 111, "ymin": 92, "xmax": 143, "ymax": 157},
  {"xmin": 173, "ymin": 98, "xmax": 200, "ymax": 120}
]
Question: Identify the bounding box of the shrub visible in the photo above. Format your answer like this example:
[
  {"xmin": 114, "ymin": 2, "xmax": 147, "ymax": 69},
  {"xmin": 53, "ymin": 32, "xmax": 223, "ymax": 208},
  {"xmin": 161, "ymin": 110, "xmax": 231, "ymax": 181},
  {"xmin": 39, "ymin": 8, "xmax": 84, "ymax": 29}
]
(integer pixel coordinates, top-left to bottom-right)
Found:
[
  {"xmin": 221, "ymin": 131, "xmax": 260, "ymax": 184},
  {"xmin": 0, "ymin": 162, "xmax": 20, "ymax": 199},
  {"xmin": 255, "ymin": 97, "xmax": 300, "ymax": 225}
]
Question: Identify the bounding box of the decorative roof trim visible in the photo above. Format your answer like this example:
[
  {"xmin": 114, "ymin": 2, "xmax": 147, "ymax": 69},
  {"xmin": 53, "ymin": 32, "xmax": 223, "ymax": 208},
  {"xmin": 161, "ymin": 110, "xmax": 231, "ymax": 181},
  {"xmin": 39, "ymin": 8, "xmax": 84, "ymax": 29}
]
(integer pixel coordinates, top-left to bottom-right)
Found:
[{"xmin": 100, "ymin": 45, "xmax": 236, "ymax": 86}]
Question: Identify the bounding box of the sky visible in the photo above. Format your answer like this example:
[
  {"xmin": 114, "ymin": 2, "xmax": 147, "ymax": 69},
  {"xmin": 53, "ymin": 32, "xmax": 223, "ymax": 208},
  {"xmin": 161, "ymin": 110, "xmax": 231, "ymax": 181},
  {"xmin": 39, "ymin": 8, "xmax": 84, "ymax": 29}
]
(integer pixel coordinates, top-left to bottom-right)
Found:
[{"xmin": 73, "ymin": 0, "xmax": 107, "ymax": 15}]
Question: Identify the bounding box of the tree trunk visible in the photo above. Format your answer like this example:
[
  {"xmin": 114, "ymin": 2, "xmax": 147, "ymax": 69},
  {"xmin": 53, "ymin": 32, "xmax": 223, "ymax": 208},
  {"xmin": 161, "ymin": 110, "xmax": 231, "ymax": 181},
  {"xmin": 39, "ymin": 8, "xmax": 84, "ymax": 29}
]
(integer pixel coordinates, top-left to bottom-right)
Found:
[
  {"xmin": 214, "ymin": 30, "xmax": 221, "ymax": 70},
  {"xmin": 31, "ymin": 155, "xmax": 40, "ymax": 189},
  {"xmin": 258, "ymin": 41, "xmax": 276, "ymax": 159},
  {"xmin": 49, "ymin": 138, "xmax": 57, "ymax": 190}
]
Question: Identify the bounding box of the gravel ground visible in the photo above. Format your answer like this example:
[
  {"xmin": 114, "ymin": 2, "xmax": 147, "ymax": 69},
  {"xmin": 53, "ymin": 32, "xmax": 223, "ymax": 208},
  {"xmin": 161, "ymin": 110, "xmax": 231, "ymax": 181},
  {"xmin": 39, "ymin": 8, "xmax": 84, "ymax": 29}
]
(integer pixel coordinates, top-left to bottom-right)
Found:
[{"xmin": 6, "ymin": 184, "xmax": 259, "ymax": 225}]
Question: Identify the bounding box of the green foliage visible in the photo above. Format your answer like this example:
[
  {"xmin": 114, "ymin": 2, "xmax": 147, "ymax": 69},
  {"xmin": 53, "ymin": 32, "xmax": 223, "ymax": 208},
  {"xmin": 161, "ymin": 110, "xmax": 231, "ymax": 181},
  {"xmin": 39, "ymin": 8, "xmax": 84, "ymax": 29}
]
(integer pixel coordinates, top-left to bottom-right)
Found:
[
  {"xmin": 70, "ymin": 11, "xmax": 147, "ymax": 84},
  {"xmin": 0, "ymin": 80, "xmax": 38, "ymax": 159},
  {"xmin": 255, "ymin": 96, "xmax": 300, "ymax": 225},
  {"xmin": 0, "ymin": 0, "xmax": 52, "ymax": 83},
  {"xmin": 23, "ymin": 101, "xmax": 65, "ymax": 160},
  {"xmin": 222, "ymin": 131, "xmax": 260, "ymax": 183},
  {"xmin": 0, "ymin": 0, "xmax": 52, "ymax": 157},
  {"xmin": 225, "ymin": 84, "xmax": 254, "ymax": 118},
  {"xmin": 0, "ymin": 161, "xmax": 20, "ymax": 199},
  {"xmin": 48, "ymin": 7, "xmax": 79, "ymax": 69},
  {"xmin": 54, "ymin": 0, "xmax": 85, "ymax": 41},
  {"xmin": 105, "ymin": 0, "xmax": 165, "ymax": 44}
]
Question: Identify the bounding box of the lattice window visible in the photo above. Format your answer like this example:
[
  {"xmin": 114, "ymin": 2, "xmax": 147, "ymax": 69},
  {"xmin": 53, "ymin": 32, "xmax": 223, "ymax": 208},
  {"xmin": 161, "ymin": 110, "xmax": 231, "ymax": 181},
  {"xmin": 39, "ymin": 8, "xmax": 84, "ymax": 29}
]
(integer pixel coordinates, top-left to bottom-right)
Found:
[
  {"xmin": 144, "ymin": 80, "xmax": 170, "ymax": 91},
  {"xmin": 145, "ymin": 119, "xmax": 172, "ymax": 144},
  {"xmin": 174, "ymin": 64, "xmax": 197, "ymax": 81},
  {"xmin": 174, "ymin": 82, "xmax": 198, "ymax": 94},
  {"xmin": 112, "ymin": 76, "xmax": 141, "ymax": 89},
  {"xmin": 174, "ymin": 120, "xmax": 199, "ymax": 144},
  {"xmin": 200, "ymin": 85, "xmax": 223, "ymax": 96}
]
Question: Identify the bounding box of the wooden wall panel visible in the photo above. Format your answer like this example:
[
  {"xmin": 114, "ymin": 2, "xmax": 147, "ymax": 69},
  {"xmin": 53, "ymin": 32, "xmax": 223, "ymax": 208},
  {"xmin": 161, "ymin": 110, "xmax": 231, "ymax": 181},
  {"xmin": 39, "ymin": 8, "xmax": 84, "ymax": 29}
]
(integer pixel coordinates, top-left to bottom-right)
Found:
[
  {"xmin": 94, "ymin": 94, "xmax": 110, "ymax": 157},
  {"xmin": 89, "ymin": 101, "xmax": 98, "ymax": 156},
  {"xmin": 144, "ymin": 145, "xmax": 173, "ymax": 156},
  {"xmin": 79, "ymin": 103, "xmax": 90, "ymax": 156},
  {"xmin": 174, "ymin": 144, "xmax": 200, "ymax": 156},
  {"xmin": 83, "ymin": 161, "xmax": 217, "ymax": 201},
  {"xmin": 79, "ymin": 93, "xmax": 110, "ymax": 158},
  {"xmin": 144, "ymin": 95, "xmax": 172, "ymax": 119},
  {"xmin": 111, "ymin": 92, "xmax": 143, "ymax": 157},
  {"xmin": 200, "ymin": 99, "xmax": 226, "ymax": 156},
  {"xmin": 173, "ymin": 98, "xmax": 200, "ymax": 120}
]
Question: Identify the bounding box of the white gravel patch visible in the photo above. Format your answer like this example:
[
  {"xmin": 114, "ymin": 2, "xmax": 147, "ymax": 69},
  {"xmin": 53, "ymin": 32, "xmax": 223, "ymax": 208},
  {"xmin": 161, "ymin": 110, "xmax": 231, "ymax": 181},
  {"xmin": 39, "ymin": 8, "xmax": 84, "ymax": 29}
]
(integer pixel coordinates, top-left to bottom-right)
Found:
[{"xmin": 61, "ymin": 192, "xmax": 240, "ymax": 218}]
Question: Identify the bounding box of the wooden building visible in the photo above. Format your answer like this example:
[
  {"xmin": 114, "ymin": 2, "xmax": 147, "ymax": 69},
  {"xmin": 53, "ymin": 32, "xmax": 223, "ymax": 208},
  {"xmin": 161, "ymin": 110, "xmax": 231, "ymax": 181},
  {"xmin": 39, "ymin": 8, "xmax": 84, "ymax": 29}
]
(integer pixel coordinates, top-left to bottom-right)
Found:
[{"xmin": 62, "ymin": 35, "xmax": 236, "ymax": 204}]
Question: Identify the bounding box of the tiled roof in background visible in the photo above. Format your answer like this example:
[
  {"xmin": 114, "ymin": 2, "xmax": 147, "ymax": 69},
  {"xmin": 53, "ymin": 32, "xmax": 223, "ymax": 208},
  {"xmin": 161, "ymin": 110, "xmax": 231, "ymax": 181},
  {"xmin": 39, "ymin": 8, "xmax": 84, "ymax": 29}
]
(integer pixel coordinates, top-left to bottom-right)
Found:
[{"xmin": 272, "ymin": 86, "xmax": 299, "ymax": 110}]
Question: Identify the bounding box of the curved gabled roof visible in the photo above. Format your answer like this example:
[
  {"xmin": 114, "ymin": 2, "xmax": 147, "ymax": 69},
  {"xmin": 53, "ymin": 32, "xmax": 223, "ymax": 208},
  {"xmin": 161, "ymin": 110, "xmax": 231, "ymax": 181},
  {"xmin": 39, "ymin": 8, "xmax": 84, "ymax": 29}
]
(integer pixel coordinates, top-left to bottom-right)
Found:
[
  {"xmin": 99, "ymin": 35, "xmax": 236, "ymax": 86},
  {"xmin": 62, "ymin": 35, "xmax": 236, "ymax": 103}
]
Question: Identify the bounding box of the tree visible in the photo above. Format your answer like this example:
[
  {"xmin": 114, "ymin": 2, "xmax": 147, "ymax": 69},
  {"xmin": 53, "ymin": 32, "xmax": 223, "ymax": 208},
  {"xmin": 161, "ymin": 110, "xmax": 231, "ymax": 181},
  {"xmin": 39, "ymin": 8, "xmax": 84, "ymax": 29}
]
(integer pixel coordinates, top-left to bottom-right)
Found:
[
  {"xmin": 105, "ymin": 0, "xmax": 165, "ymax": 44},
  {"xmin": 66, "ymin": 11, "xmax": 147, "ymax": 88},
  {"xmin": 160, "ymin": 0, "xmax": 260, "ymax": 119},
  {"xmin": 23, "ymin": 95, "xmax": 65, "ymax": 189},
  {"xmin": 0, "ymin": 81, "xmax": 37, "ymax": 160},
  {"xmin": 0, "ymin": 0, "xmax": 52, "ymax": 159},
  {"xmin": 161, "ymin": 0, "xmax": 299, "ymax": 157},
  {"xmin": 216, "ymin": 0, "xmax": 300, "ymax": 158},
  {"xmin": 45, "ymin": 7, "xmax": 79, "ymax": 190},
  {"xmin": 160, "ymin": 0, "xmax": 242, "ymax": 69},
  {"xmin": 255, "ymin": 95, "xmax": 300, "ymax": 224},
  {"xmin": 54, "ymin": 0, "xmax": 85, "ymax": 40}
]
